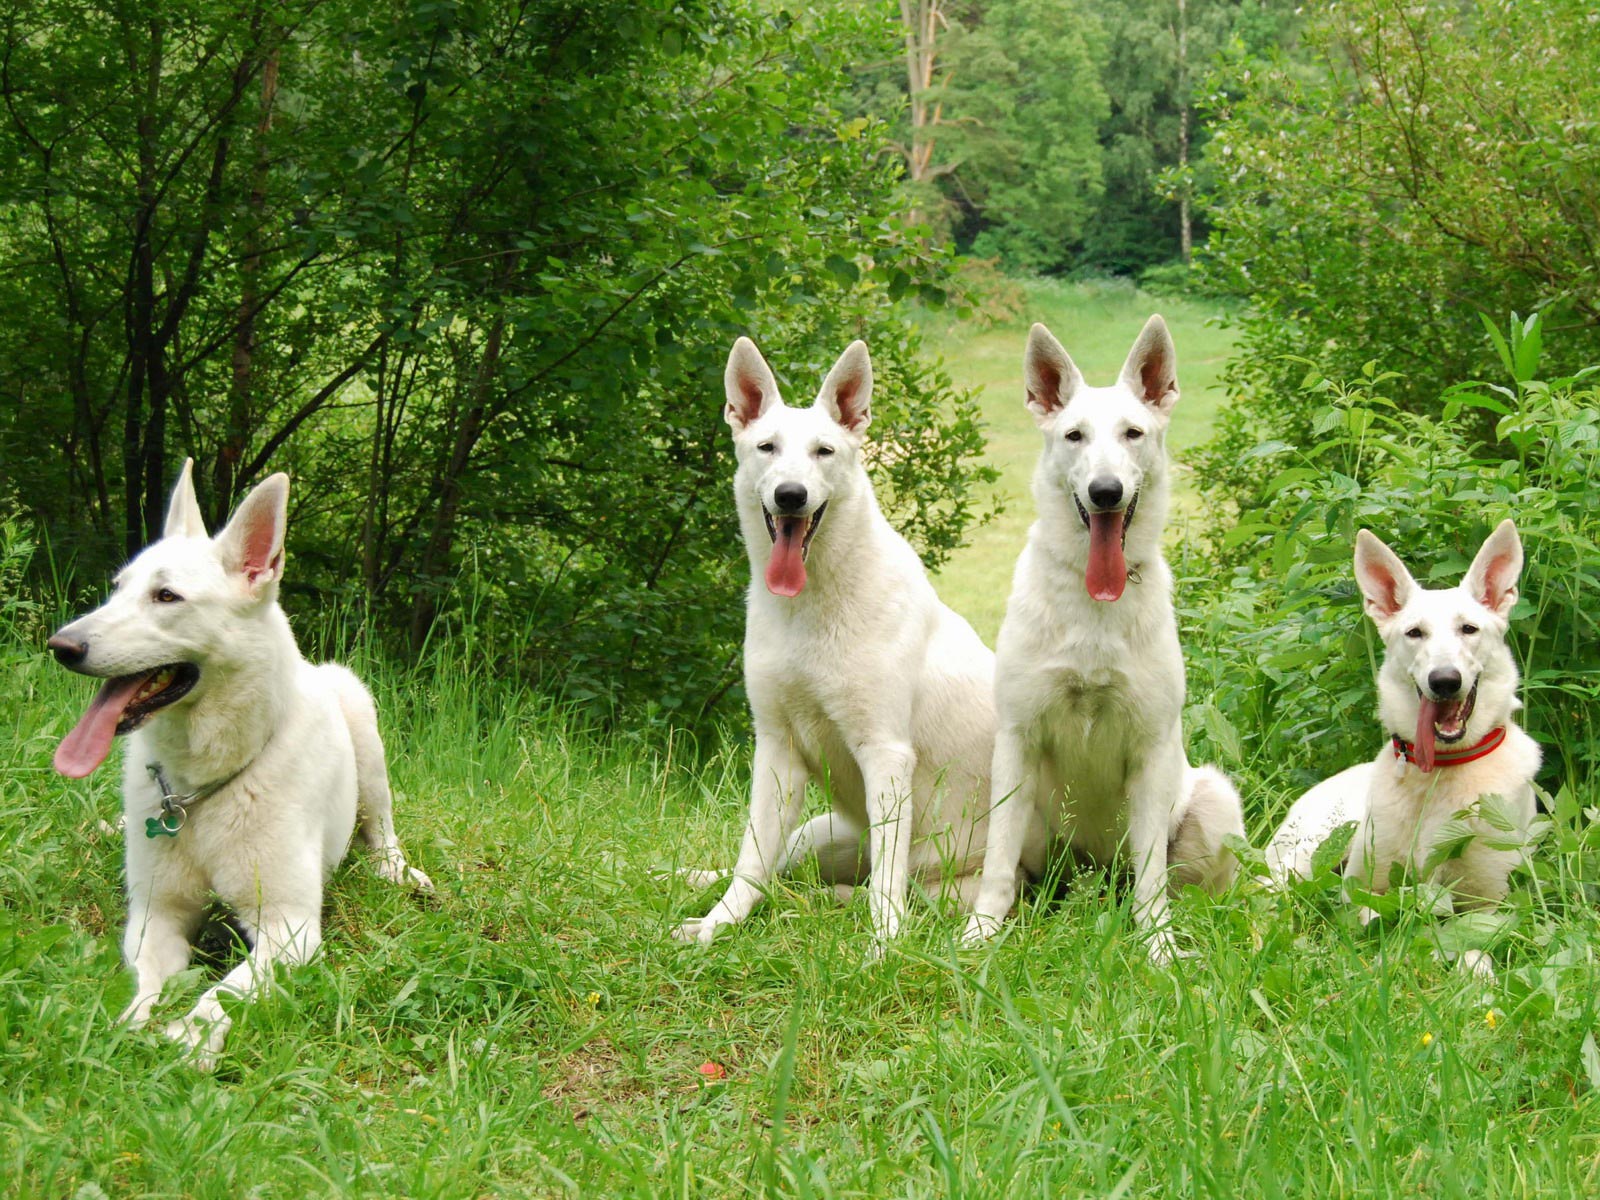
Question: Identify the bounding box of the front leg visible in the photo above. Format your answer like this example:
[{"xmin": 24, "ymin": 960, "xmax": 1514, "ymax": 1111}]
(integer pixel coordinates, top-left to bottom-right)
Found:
[
  {"xmin": 1342, "ymin": 813, "xmax": 1390, "ymax": 926},
  {"xmin": 674, "ymin": 728, "xmax": 808, "ymax": 945},
  {"xmin": 120, "ymin": 883, "xmax": 205, "ymax": 1029},
  {"xmin": 858, "ymin": 741, "xmax": 918, "ymax": 951},
  {"xmin": 165, "ymin": 909, "xmax": 323, "ymax": 1070},
  {"xmin": 1127, "ymin": 738, "xmax": 1184, "ymax": 965},
  {"xmin": 963, "ymin": 726, "xmax": 1037, "ymax": 945}
]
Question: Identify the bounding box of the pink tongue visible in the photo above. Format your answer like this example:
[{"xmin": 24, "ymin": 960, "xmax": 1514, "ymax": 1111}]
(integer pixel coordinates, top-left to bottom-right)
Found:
[
  {"xmin": 1413, "ymin": 697, "xmax": 1439, "ymax": 774},
  {"xmin": 54, "ymin": 673, "xmax": 150, "ymax": 779},
  {"xmin": 1085, "ymin": 511, "xmax": 1127, "ymax": 601},
  {"xmin": 766, "ymin": 516, "xmax": 808, "ymax": 597}
]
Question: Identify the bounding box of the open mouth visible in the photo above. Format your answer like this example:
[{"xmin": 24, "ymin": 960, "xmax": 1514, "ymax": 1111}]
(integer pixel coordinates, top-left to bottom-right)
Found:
[
  {"xmin": 1417, "ymin": 681, "xmax": 1477, "ymax": 744},
  {"xmin": 761, "ymin": 502, "xmax": 828, "ymax": 597},
  {"xmin": 53, "ymin": 662, "xmax": 201, "ymax": 779},
  {"xmin": 1073, "ymin": 490, "xmax": 1139, "ymax": 602},
  {"xmin": 1072, "ymin": 490, "xmax": 1139, "ymax": 541}
]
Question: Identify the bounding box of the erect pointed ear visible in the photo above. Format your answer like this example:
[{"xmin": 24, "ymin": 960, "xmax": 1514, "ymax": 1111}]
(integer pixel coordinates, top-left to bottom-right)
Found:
[
  {"xmin": 1353, "ymin": 529, "xmax": 1416, "ymax": 623},
  {"xmin": 1464, "ymin": 519, "xmax": 1522, "ymax": 617},
  {"xmin": 163, "ymin": 457, "xmax": 208, "ymax": 540},
  {"xmin": 724, "ymin": 337, "xmax": 782, "ymax": 433},
  {"xmin": 1024, "ymin": 323, "xmax": 1082, "ymax": 423},
  {"xmin": 1119, "ymin": 314, "xmax": 1179, "ymax": 415},
  {"xmin": 216, "ymin": 473, "xmax": 289, "ymax": 593},
  {"xmin": 816, "ymin": 340, "xmax": 872, "ymax": 434}
]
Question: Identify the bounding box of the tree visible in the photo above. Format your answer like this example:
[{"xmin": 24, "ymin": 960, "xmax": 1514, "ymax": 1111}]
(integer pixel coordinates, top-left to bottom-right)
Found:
[{"xmin": 0, "ymin": 0, "xmax": 992, "ymax": 721}]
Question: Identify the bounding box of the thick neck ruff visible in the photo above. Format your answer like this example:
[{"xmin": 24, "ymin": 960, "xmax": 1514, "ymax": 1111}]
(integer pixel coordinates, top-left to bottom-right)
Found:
[{"xmin": 1391, "ymin": 725, "xmax": 1507, "ymax": 773}]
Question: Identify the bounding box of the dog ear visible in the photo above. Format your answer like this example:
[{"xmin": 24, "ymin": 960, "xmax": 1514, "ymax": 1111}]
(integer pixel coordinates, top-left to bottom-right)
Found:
[
  {"xmin": 163, "ymin": 458, "xmax": 208, "ymax": 540},
  {"xmin": 216, "ymin": 473, "xmax": 289, "ymax": 592},
  {"xmin": 1024, "ymin": 323, "xmax": 1081, "ymax": 422},
  {"xmin": 816, "ymin": 340, "xmax": 872, "ymax": 434},
  {"xmin": 1119, "ymin": 315, "xmax": 1179, "ymax": 415},
  {"xmin": 1464, "ymin": 519, "xmax": 1522, "ymax": 617},
  {"xmin": 1353, "ymin": 529, "xmax": 1416, "ymax": 622},
  {"xmin": 725, "ymin": 337, "xmax": 782, "ymax": 433}
]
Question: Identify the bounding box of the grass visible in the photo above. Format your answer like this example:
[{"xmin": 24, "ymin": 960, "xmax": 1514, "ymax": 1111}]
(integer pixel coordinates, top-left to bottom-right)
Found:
[
  {"xmin": 926, "ymin": 277, "xmax": 1239, "ymax": 641},
  {"xmin": 6, "ymin": 606, "xmax": 1600, "ymax": 1196},
  {"xmin": 6, "ymin": 292, "xmax": 1600, "ymax": 1196}
]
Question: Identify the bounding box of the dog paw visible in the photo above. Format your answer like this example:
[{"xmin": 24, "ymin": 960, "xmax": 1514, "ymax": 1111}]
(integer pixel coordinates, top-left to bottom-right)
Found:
[
  {"xmin": 960, "ymin": 912, "xmax": 1002, "ymax": 947},
  {"xmin": 405, "ymin": 866, "xmax": 434, "ymax": 893},
  {"xmin": 672, "ymin": 917, "xmax": 723, "ymax": 946},
  {"xmin": 1458, "ymin": 949, "xmax": 1496, "ymax": 983},
  {"xmin": 163, "ymin": 1014, "xmax": 227, "ymax": 1072},
  {"xmin": 1356, "ymin": 905, "xmax": 1379, "ymax": 928},
  {"xmin": 1145, "ymin": 930, "xmax": 1193, "ymax": 967}
]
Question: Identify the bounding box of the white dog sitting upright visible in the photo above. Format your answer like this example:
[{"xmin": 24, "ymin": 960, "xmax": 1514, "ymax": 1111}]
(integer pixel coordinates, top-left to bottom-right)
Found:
[
  {"xmin": 1266, "ymin": 521, "xmax": 1539, "ymax": 977},
  {"xmin": 962, "ymin": 318, "xmax": 1244, "ymax": 961},
  {"xmin": 49, "ymin": 461, "xmax": 431, "ymax": 1066},
  {"xmin": 674, "ymin": 338, "xmax": 997, "ymax": 951}
]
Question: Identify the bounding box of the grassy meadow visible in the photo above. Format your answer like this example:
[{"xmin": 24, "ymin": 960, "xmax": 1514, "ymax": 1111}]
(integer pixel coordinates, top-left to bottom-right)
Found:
[{"xmin": 5, "ymin": 285, "xmax": 1600, "ymax": 1197}]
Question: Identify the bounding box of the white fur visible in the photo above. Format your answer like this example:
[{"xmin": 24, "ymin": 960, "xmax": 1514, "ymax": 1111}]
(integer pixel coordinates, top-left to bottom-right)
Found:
[
  {"xmin": 1266, "ymin": 520, "xmax": 1539, "ymax": 979},
  {"xmin": 962, "ymin": 318, "xmax": 1244, "ymax": 962},
  {"xmin": 50, "ymin": 460, "xmax": 430, "ymax": 1067},
  {"xmin": 673, "ymin": 338, "xmax": 997, "ymax": 952}
]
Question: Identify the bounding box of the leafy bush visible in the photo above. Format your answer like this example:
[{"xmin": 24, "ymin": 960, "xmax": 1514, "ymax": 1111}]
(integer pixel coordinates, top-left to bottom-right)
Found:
[
  {"xmin": 1179, "ymin": 314, "xmax": 1600, "ymax": 815},
  {"xmin": 1198, "ymin": 0, "xmax": 1600, "ymax": 415}
]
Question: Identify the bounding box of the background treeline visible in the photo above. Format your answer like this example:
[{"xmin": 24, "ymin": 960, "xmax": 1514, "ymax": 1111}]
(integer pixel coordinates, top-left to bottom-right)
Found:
[{"xmin": 4, "ymin": 0, "xmax": 1598, "ymax": 734}]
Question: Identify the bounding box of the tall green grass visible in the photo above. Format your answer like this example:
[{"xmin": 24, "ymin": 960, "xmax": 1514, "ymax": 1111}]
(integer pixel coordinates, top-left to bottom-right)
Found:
[{"xmin": 6, "ymin": 498, "xmax": 1600, "ymax": 1195}]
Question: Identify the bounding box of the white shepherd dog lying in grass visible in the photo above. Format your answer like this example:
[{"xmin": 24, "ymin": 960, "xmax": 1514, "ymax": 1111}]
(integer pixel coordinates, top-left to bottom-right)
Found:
[
  {"xmin": 673, "ymin": 338, "xmax": 997, "ymax": 954},
  {"xmin": 49, "ymin": 461, "xmax": 431, "ymax": 1067},
  {"xmin": 1266, "ymin": 520, "xmax": 1540, "ymax": 979}
]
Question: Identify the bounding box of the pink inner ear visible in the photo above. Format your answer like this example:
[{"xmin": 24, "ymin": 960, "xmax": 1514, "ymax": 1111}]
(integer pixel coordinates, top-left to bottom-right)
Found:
[
  {"xmin": 239, "ymin": 513, "xmax": 281, "ymax": 581},
  {"xmin": 1028, "ymin": 360, "xmax": 1063, "ymax": 413},
  {"xmin": 1140, "ymin": 355, "xmax": 1173, "ymax": 404},
  {"xmin": 1479, "ymin": 551, "xmax": 1515, "ymax": 608},
  {"xmin": 1361, "ymin": 561, "xmax": 1405, "ymax": 617},
  {"xmin": 834, "ymin": 377, "xmax": 867, "ymax": 430},
  {"xmin": 729, "ymin": 374, "xmax": 766, "ymax": 427}
]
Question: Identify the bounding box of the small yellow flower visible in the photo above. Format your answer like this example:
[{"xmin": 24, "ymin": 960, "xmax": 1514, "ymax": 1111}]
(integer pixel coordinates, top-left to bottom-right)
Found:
[
  {"xmin": 587, "ymin": 991, "xmax": 601, "ymax": 1007},
  {"xmin": 1421, "ymin": 1031, "xmax": 1435, "ymax": 1047},
  {"xmin": 1485, "ymin": 1010, "xmax": 1498, "ymax": 1030}
]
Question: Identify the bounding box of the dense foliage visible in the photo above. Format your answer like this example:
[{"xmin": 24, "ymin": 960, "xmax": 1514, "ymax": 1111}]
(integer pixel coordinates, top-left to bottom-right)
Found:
[
  {"xmin": 1179, "ymin": 316, "xmax": 1600, "ymax": 809},
  {"xmin": 1199, "ymin": 0, "xmax": 1600, "ymax": 422},
  {"xmin": 0, "ymin": 0, "xmax": 992, "ymax": 720}
]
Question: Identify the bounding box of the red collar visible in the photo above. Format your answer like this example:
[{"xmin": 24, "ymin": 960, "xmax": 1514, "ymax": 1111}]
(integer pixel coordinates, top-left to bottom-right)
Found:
[{"xmin": 1391, "ymin": 726, "xmax": 1507, "ymax": 772}]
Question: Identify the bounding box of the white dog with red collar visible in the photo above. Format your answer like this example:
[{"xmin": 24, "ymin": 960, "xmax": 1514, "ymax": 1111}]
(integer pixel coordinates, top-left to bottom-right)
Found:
[{"xmin": 1266, "ymin": 520, "xmax": 1541, "ymax": 978}]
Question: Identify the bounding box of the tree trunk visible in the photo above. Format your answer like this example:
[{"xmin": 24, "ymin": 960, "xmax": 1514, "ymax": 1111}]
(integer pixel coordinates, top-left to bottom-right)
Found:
[
  {"xmin": 215, "ymin": 45, "xmax": 279, "ymax": 525},
  {"xmin": 1176, "ymin": 0, "xmax": 1192, "ymax": 265}
]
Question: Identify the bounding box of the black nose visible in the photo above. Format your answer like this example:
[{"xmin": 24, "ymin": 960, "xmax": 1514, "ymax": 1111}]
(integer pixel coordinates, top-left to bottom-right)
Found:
[
  {"xmin": 47, "ymin": 634, "xmax": 88, "ymax": 667},
  {"xmin": 1087, "ymin": 476, "xmax": 1123, "ymax": 510},
  {"xmin": 773, "ymin": 482, "xmax": 808, "ymax": 513},
  {"xmin": 1428, "ymin": 667, "xmax": 1463, "ymax": 698}
]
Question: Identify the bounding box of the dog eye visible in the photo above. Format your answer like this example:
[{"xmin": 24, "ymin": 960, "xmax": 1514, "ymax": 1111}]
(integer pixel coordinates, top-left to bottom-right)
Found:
[
  {"xmin": 153, "ymin": 587, "xmax": 184, "ymax": 604},
  {"xmin": 1125, "ymin": 428, "xmax": 1145, "ymax": 440},
  {"xmin": 756, "ymin": 441, "xmax": 775, "ymax": 454},
  {"xmin": 815, "ymin": 445, "xmax": 835, "ymax": 457},
  {"xmin": 1404, "ymin": 626, "xmax": 1424, "ymax": 639},
  {"xmin": 1460, "ymin": 623, "xmax": 1479, "ymax": 636},
  {"xmin": 1064, "ymin": 430, "xmax": 1084, "ymax": 443}
]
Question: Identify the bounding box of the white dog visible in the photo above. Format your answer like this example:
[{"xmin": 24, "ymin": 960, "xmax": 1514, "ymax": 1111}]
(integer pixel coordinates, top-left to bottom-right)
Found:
[
  {"xmin": 673, "ymin": 338, "xmax": 997, "ymax": 951},
  {"xmin": 962, "ymin": 318, "xmax": 1244, "ymax": 961},
  {"xmin": 49, "ymin": 461, "xmax": 430, "ymax": 1066},
  {"xmin": 1266, "ymin": 521, "xmax": 1539, "ymax": 977}
]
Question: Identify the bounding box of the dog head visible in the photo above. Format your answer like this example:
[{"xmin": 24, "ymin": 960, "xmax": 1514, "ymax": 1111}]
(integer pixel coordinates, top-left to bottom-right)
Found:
[
  {"xmin": 723, "ymin": 337, "xmax": 872, "ymax": 597},
  {"xmin": 47, "ymin": 461, "xmax": 290, "ymax": 778},
  {"xmin": 1354, "ymin": 519, "xmax": 1523, "ymax": 772},
  {"xmin": 1024, "ymin": 316, "xmax": 1179, "ymax": 601}
]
